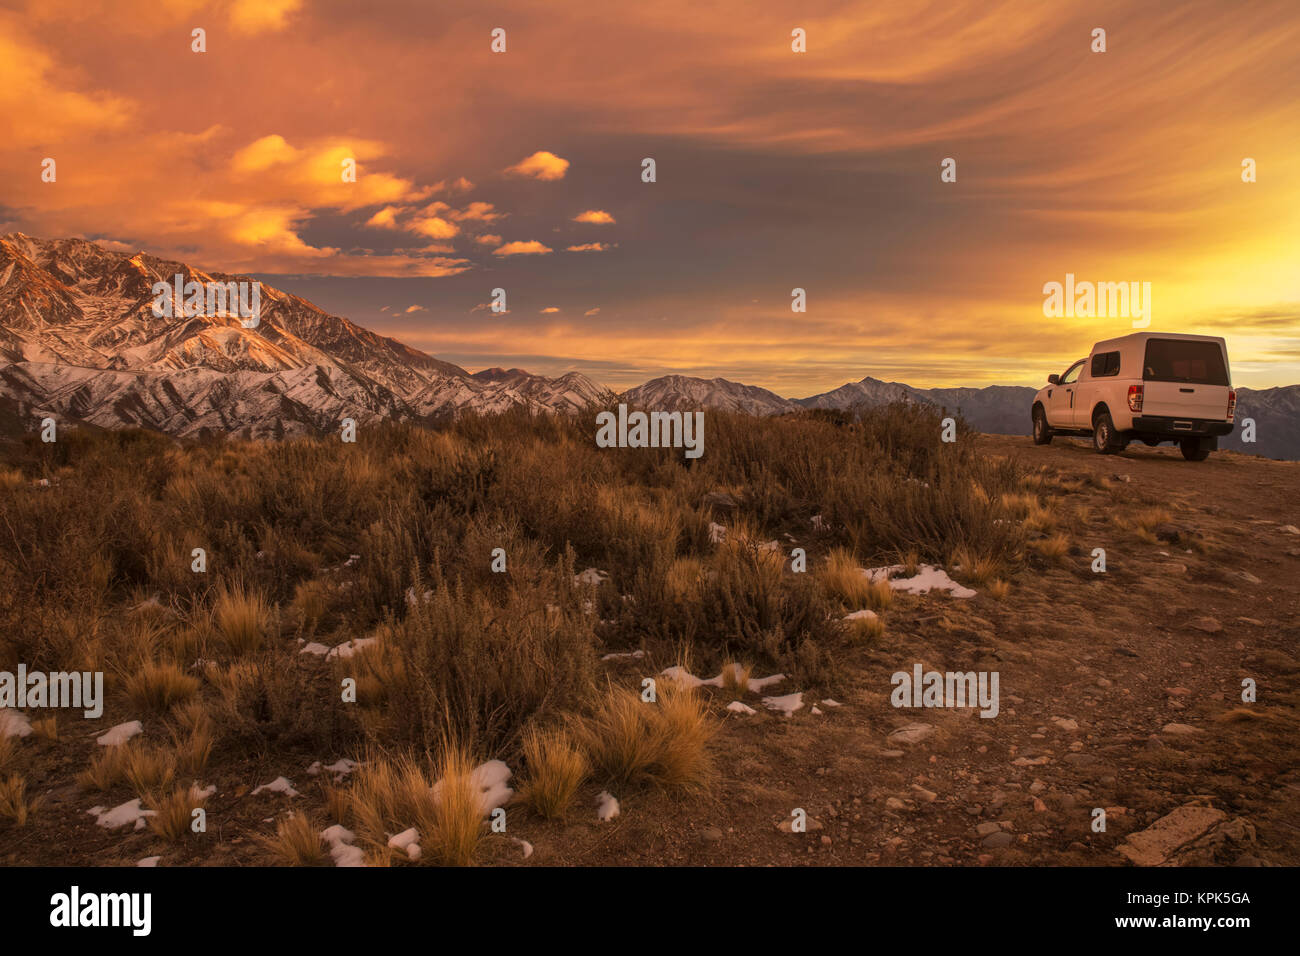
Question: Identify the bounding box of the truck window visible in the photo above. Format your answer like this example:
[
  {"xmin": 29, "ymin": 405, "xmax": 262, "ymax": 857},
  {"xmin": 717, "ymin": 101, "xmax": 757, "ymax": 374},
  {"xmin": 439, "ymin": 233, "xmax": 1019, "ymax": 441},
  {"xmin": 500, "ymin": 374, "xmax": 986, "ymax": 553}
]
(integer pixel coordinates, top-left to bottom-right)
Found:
[
  {"xmin": 1059, "ymin": 361, "xmax": 1083, "ymax": 385},
  {"xmin": 1142, "ymin": 339, "xmax": 1229, "ymax": 386},
  {"xmin": 1090, "ymin": 351, "xmax": 1120, "ymax": 377}
]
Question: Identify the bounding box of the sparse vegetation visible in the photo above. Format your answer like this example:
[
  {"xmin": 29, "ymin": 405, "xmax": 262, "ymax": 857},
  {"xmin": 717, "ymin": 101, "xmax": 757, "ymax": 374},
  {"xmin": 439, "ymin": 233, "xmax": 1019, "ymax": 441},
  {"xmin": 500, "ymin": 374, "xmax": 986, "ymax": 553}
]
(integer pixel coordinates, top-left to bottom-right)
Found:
[{"xmin": 0, "ymin": 405, "xmax": 1039, "ymax": 864}]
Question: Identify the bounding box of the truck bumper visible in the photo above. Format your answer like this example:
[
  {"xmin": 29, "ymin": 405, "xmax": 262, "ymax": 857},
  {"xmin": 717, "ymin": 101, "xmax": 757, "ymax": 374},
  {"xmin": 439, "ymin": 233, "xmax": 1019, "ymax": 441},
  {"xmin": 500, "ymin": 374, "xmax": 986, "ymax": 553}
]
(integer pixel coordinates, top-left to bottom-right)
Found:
[{"xmin": 1129, "ymin": 416, "xmax": 1233, "ymax": 439}]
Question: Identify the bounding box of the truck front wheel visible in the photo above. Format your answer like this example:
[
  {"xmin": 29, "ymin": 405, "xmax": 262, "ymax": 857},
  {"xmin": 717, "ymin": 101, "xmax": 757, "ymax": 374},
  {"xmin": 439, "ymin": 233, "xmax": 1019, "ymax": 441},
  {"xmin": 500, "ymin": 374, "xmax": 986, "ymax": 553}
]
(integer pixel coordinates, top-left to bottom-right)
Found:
[{"xmin": 1032, "ymin": 405, "xmax": 1053, "ymax": 445}]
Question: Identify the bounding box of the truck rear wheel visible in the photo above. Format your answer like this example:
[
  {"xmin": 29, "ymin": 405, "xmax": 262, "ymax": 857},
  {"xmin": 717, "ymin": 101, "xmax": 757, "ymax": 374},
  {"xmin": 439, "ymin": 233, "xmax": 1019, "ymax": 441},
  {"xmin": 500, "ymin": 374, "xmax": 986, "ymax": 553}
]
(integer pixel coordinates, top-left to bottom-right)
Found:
[
  {"xmin": 1092, "ymin": 411, "xmax": 1125, "ymax": 455},
  {"xmin": 1180, "ymin": 439, "xmax": 1211, "ymax": 461}
]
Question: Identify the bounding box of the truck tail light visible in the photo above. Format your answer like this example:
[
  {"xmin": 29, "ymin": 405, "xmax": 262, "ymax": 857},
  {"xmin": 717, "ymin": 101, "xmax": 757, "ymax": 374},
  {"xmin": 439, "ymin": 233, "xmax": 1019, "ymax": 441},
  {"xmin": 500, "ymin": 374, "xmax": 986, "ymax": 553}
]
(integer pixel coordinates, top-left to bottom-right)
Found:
[
  {"xmin": 1227, "ymin": 389, "xmax": 1237, "ymax": 421},
  {"xmin": 1127, "ymin": 384, "xmax": 1143, "ymax": 413}
]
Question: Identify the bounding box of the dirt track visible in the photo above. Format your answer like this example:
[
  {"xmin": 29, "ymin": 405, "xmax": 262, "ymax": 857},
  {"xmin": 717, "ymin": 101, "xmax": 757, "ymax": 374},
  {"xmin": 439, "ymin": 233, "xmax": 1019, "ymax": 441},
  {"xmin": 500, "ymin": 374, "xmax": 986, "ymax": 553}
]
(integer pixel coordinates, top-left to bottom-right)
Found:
[{"xmin": 522, "ymin": 436, "xmax": 1300, "ymax": 866}]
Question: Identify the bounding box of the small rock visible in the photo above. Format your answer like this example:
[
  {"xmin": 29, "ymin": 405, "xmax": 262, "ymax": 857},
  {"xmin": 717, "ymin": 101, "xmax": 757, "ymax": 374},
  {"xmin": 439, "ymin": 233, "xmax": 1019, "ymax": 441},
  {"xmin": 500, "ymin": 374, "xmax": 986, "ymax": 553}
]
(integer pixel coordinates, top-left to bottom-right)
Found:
[
  {"xmin": 982, "ymin": 831, "xmax": 1014, "ymax": 849},
  {"xmin": 1190, "ymin": 617, "xmax": 1223, "ymax": 634},
  {"xmin": 887, "ymin": 723, "xmax": 935, "ymax": 746}
]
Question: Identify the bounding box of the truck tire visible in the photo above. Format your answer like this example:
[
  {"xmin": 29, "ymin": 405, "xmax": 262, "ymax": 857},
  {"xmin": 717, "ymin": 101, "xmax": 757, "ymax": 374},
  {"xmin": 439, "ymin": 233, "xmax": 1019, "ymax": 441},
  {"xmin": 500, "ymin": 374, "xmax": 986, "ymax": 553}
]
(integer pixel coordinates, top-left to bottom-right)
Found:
[
  {"xmin": 1180, "ymin": 439, "xmax": 1211, "ymax": 461},
  {"xmin": 1032, "ymin": 405, "xmax": 1053, "ymax": 445},
  {"xmin": 1092, "ymin": 411, "xmax": 1124, "ymax": 455}
]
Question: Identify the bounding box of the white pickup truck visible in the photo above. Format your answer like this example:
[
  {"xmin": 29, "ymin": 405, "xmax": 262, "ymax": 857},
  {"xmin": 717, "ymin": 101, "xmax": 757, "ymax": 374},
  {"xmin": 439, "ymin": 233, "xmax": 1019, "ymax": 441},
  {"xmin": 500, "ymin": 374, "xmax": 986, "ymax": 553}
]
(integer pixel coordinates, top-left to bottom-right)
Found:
[{"xmin": 1032, "ymin": 332, "xmax": 1236, "ymax": 460}]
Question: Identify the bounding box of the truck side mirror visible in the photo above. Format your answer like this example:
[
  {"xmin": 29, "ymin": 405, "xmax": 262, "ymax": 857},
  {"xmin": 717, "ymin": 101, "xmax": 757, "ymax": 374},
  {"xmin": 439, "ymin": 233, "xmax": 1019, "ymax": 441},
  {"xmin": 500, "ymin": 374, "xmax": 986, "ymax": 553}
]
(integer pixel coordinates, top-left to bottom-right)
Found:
[{"xmin": 1048, "ymin": 374, "xmax": 1060, "ymax": 385}]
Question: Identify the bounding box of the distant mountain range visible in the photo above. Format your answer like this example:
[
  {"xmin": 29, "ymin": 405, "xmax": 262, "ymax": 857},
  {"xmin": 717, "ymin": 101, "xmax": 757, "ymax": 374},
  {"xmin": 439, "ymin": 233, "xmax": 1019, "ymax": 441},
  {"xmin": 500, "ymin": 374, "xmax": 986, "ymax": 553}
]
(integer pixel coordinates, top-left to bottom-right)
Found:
[{"xmin": 2, "ymin": 235, "xmax": 1296, "ymax": 459}]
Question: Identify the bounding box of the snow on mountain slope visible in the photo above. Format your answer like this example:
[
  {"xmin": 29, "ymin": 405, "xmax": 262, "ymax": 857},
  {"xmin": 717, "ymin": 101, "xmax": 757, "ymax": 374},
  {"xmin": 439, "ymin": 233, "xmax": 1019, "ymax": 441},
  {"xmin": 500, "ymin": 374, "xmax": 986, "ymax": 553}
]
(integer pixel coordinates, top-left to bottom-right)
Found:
[
  {"xmin": 622, "ymin": 375, "xmax": 800, "ymax": 414},
  {"xmin": 0, "ymin": 235, "xmax": 613, "ymax": 437}
]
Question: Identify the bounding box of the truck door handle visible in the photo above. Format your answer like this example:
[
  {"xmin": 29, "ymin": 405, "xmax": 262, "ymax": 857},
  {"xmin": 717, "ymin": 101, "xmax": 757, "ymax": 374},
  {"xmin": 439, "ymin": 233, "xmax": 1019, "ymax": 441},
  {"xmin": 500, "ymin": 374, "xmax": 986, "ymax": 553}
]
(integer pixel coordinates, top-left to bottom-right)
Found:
[{"xmin": 1179, "ymin": 388, "xmax": 1194, "ymax": 393}]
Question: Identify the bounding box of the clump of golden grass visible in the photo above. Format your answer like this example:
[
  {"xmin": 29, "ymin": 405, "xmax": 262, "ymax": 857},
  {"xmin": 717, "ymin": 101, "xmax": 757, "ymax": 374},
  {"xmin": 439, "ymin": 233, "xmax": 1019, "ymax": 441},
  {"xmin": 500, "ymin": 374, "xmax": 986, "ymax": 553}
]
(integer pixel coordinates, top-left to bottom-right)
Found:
[
  {"xmin": 0, "ymin": 735, "xmax": 15, "ymax": 774},
  {"xmin": 148, "ymin": 783, "xmax": 209, "ymax": 841},
  {"xmin": 987, "ymin": 578, "xmax": 1012, "ymax": 601},
  {"xmin": 77, "ymin": 743, "xmax": 135, "ymax": 792},
  {"xmin": 901, "ymin": 549, "xmax": 921, "ymax": 576},
  {"xmin": 999, "ymin": 492, "xmax": 1037, "ymax": 518},
  {"xmin": 169, "ymin": 702, "xmax": 215, "ymax": 776},
  {"xmin": 518, "ymin": 726, "xmax": 587, "ymax": 820},
  {"xmin": 1028, "ymin": 533, "xmax": 1071, "ymax": 562},
  {"xmin": 125, "ymin": 660, "xmax": 200, "ymax": 714},
  {"xmin": 259, "ymin": 812, "xmax": 328, "ymax": 866},
  {"xmin": 322, "ymin": 784, "xmax": 350, "ymax": 826},
  {"xmin": 819, "ymin": 548, "xmax": 874, "ymax": 607},
  {"xmin": 950, "ymin": 547, "xmax": 1001, "ymax": 586},
  {"xmin": 663, "ymin": 556, "xmax": 705, "ymax": 602},
  {"xmin": 0, "ymin": 773, "xmax": 39, "ymax": 825},
  {"xmin": 123, "ymin": 744, "xmax": 177, "ymax": 800},
  {"xmin": 1132, "ymin": 506, "xmax": 1173, "ymax": 544},
  {"xmin": 719, "ymin": 661, "xmax": 753, "ymax": 698},
  {"xmin": 425, "ymin": 746, "xmax": 485, "ymax": 866},
  {"xmin": 290, "ymin": 577, "xmax": 334, "ymax": 627},
  {"xmin": 651, "ymin": 682, "xmax": 715, "ymax": 791},
  {"xmin": 213, "ymin": 583, "xmax": 269, "ymax": 656},
  {"xmin": 1023, "ymin": 501, "xmax": 1058, "ymax": 534},
  {"xmin": 573, "ymin": 682, "xmax": 715, "ymax": 792},
  {"xmin": 844, "ymin": 611, "xmax": 885, "ymax": 641}
]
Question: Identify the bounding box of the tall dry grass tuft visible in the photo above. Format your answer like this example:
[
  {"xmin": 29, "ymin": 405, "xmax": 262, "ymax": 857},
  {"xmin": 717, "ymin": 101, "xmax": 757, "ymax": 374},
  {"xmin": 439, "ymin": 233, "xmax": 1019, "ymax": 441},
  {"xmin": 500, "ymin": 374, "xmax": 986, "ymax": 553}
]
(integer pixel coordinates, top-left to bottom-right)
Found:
[
  {"xmin": 518, "ymin": 726, "xmax": 588, "ymax": 820},
  {"xmin": 213, "ymin": 583, "xmax": 270, "ymax": 656},
  {"xmin": 574, "ymin": 682, "xmax": 715, "ymax": 793},
  {"xmin": 125, "ymin": 660, "xmax": 200, "ymax": 714},
  {"xmin": 259, "ymin": 812, "xmax": 328, "ymax": 866},
  {"xmin": 0, "ymin": 773, "xmax": 38, "ymax": 825}
]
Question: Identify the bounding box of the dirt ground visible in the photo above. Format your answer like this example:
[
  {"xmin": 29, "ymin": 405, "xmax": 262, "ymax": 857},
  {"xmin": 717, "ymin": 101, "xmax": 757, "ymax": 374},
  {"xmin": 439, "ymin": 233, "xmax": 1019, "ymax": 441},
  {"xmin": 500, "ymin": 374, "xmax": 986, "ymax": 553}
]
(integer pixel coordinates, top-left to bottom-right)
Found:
[
  {"xmin": 4, "ymin": 434, "xmax": 1297, "ymax": 867},
  {"xmin": 518, "ymin": 435, "xmax": 1300, "ymax": 866}
]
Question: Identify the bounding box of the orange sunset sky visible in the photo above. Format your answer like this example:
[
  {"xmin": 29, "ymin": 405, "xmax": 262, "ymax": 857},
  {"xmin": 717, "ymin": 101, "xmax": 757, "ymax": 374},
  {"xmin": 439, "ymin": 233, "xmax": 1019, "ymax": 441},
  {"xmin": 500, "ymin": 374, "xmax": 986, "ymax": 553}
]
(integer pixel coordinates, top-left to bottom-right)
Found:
[{"xmin": 3, "ymin": 0, "xmax": 1298, "ymax": 393}]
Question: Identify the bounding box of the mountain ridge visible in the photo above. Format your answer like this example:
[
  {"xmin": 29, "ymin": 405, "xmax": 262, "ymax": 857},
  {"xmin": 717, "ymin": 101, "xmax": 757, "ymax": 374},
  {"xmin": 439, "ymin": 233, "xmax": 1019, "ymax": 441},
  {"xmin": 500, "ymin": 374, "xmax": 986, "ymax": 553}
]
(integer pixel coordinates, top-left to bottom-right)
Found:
[{"xmin": 2, "ymin": 235, "xmax": 1296, "ymax": 458}]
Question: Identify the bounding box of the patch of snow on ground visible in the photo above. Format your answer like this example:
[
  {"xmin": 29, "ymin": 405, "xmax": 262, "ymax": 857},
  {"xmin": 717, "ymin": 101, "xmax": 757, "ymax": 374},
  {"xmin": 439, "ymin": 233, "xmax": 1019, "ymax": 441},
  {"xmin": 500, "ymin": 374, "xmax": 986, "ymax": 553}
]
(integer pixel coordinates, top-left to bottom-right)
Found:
[
  {"xmin": 843, "ymin": 609, "xmax": 878, "ymax": 621},
  {"xmin": 325, "ymin": 638, "xmax": 377, "ymax": 660},
  {"xmin": 137, "ymin": 856, "xmax": 160, "ymax": 867},
  {"xmin": 511, "ymin": 836, "xmax": 534, "ymax": 859},
  {"xmin": 601, "ymin": 649, "xmax": 646, "ymax": 661},
  {"xmin": 863, "ymin": 564, "xmax": 976, "ymax": 599},
  {"xmin": 708, "ymin": 522, "xmax": 727, "ymax": 543},
  {"xmin": 252, "ymin": 776, "xmax": 300, "ymax": 797},
  {"xmin": 662, "ymin": 664, "xmax": 785, "ymax": 693},
  {"xmin": 0, "ymin": 709, "xmax": 32, "ymax": 738},
  {"xmin": 299, "ymin": 642, "xmax": 331, "ymax": 656},
  {"xmin": 430, "ymin": 759, "xmax": 514, "ymax": 816},
  {"xmin": 96, "ymin": 720, "xmax": 142, "ymax": 747},
  {"xmin": 596, "ymin": 791, "xmax": 620, "ymax": 822},
  {"xmin": 387, "ymin": 827, "xmax": 422, "ymax": 861},
  {"xmin": 726, "ymin": 700, "xmax": 758, "ymax": 715},
  {"xmin": 821, "ymin": 698, "xmax": 842, "ymax": 708},
  {"xmin": 762, "ymin": 692, "xmax": 805, "ymax": 717},
  {"xmin": 405, "ymin": 587, "xmax": 433, "ymax": 607},
  {"xmin": 89, "ymin": 799, "xmax": 156, "ymax": 830},
  {"xmin": 322, "ymin": 824, "xmax": 365, "ymax": 867}
]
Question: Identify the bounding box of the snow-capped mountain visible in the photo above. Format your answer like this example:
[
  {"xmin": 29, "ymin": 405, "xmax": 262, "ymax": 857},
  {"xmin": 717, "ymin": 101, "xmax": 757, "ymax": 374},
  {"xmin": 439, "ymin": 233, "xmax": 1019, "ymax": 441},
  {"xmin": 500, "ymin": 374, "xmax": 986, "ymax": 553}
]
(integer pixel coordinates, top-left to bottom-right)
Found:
[
  {"xmin": 622, "ymin": 375, "xmax": 800, "ymax": 415},
  {"xmin": 0, "ymin": 234, "xmax": 613, "ymax": 438}
]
